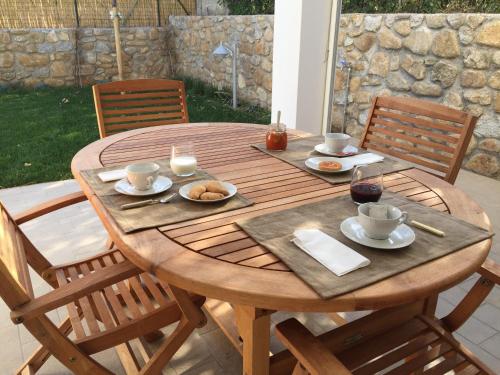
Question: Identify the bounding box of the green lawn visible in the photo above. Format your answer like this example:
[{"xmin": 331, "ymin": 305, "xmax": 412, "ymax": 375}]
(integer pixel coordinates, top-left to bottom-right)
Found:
[{"xmin": 0, "ymin": 82, "xmax": 270, "ymax": 188}]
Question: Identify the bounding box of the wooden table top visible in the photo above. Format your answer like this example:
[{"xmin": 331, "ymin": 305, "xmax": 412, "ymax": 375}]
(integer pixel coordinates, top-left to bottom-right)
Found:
[{"xmin": 72, "ymin": 123, "xmax": 492, "ymax": 312}]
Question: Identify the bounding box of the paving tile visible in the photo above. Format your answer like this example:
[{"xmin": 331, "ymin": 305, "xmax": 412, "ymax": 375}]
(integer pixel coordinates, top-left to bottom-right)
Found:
[
  {"xmin": 169, "ymin": 331, "xmax": 214, "ymax": 374},
  {"xmin": 179, "ymin": 358, "xmax": 225, "ymax": 375},
  {"xmin": 474, "ymin": 303, "xmax": 500, "ymax": 331},
  {"xmin": 455, "ymin": 333, "xmax": 500, "ymax": 373},
  {"xmin": 456, "ymin": 316, "xmax": 497, "ymax": 345},
  {"xmin": 486, "ymin": 287, "xmax": 500, "ymax": 309},
  {"xmin": 436, "ymin": 296, "xmax": 455, "ymax": 319},
  {"xmin": 0, "ymin": 325, "xmax": 23, "ymax": 374},
  {"xmin": 440, "ymin": 284, "xmax": 468, "ymax": 306},
  {"xmin": 481, "ymin": 333, "xmax": 500, "ymax": 359},
  {"xmin": 199, "ymin": 329, "xmax": 240, "ymax": 370}
]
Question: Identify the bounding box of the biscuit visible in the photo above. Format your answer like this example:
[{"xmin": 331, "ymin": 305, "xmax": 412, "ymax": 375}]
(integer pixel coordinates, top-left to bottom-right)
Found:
[
  {"xmin": 188, "ymin": 184, "xmax": 206, "ymax": 199},
  {"xmin": 206, "ymin": 180, "xmax": 229, "ymax": 196},
  {"xmin": 200, "ymin": 192, "xmax": 224, "ymax": 200}
]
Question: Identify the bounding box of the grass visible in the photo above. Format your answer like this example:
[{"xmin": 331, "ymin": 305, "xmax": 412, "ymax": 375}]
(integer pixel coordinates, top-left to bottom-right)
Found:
[{"xmin": 0, "ymin": 80, "xmax": 270, "ymax": 188}]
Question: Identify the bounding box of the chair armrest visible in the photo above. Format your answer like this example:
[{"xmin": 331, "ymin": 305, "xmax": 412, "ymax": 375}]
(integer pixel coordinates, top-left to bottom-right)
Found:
[
  {"xmin": 275, "ymin": 318, "xmax": 352, "ymax": 375},
  {"xmin": 441, "ymin": 258, "xmax": 499, "ymax": 332},
  {"xmin": 479, "ymin": 258, "xmax": 500, "ymax": 285},
  {"xmin": 11, "ymin": 261, "xmax": 140, "ymax": 324},
  {"xmin": 14, "ymin": 191, "xmax": 87, "ymax": 225}
]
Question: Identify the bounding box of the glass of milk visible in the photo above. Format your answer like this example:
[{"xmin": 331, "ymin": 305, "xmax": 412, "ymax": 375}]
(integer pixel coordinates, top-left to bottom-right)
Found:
[{"xmin": 170, "ymin": 143, "xmax": 197, "ymax": 177}]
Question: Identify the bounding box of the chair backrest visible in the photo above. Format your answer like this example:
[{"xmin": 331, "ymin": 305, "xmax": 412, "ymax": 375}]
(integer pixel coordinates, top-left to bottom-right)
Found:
[
  {"xmin": 359, "ymin": 96, "xmax": 477, "ymax": 184},
  {"xmin": 0, "ymin": 202, "xmax": 33, "ymax": 310},
  {"xmin": 93, "ymin": 79, "xmax": 189, "ymax": 138}
]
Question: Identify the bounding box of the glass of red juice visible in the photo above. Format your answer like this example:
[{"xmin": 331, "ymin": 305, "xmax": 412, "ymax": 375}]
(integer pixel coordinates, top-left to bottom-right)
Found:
[{"xmin": 350, "ymin": 165, "xmax": 383, "ymax": 204}]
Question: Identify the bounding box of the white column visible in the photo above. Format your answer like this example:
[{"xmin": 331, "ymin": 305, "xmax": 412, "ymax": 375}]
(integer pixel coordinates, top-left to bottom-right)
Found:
[{"xmin": 271, "ymin": 0, "xmax": 341, "ymax": 135}]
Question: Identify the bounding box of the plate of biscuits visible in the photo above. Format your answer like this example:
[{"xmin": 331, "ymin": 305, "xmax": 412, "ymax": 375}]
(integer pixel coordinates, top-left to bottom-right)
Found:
[
  {"xmin": 179, "ymin": 180, "xmax": 237, "ymax": 203},
  {"xmin": 305, "ymin": 157, "xmax": 354, "ymax": 173}
]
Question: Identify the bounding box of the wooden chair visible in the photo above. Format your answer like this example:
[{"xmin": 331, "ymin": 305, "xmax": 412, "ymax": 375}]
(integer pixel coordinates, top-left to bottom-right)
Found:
[
  {"xmin": 276, "ymin": 259, "xmax": 500, "ymax": 375},
  {"xmin": 359, "ymin": 96, "xmax": 477, "ymax": 184},
  {"xmin": 93, "ymin": 79, "xmax": 189, "ymax": 138},
  {"xmin": 1, "ymin": 197, "xmax": 206, "ymax": 374}
]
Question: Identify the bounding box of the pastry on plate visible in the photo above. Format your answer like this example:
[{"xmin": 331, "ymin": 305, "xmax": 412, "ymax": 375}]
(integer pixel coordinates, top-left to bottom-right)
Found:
[
  {"xmin": 318, "ymin": 160, "xmax": 342, "ymax": 171},
  {"xmin": 188, "ymin": 184, "xmax": 206, "ymax": 199},
  {"xmin": 206, "ymin": 180, "xmax": 229, "ymax": 196},
  {"xmin": 200, "ymin": 192, "xmax": 225, "ymax": 200}
]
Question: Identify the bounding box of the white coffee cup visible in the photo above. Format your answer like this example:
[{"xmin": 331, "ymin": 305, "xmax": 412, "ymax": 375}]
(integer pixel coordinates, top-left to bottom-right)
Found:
[
  {"xmin": 325, "ymin": 133, "xmax": 351, "ymax": 153},
  {"xmin": 357, "ymin": 203, "xmax": 408, "ymax": 240},
  {"xmin": 126, "ymin": 162, "xmax": 160, "ymax": 191}
]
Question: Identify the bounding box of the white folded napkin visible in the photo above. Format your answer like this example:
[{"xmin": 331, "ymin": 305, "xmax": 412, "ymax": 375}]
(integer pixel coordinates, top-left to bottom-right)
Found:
[
  {"xmin": 292, "ymin": 229, "xmax": 370, "ymax": 276},
  {"xmin": 347, "ymin": 153, "xmax": 384, "ymax": 166},
  {"xmin": 98, "ymin": 169, "xmax": 127, "ymax": 182}
]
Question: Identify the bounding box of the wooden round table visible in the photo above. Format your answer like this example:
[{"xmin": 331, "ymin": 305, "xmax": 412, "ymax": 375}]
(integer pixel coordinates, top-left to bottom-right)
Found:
[{"xmin": 72, "ymin": 123, "xmax": 492, "ymax": 375}]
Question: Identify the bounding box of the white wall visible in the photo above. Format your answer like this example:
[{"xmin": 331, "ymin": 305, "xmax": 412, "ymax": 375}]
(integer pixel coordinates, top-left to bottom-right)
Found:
[{"xmin": 271, "ymin": 0, "xmax": 335, "ymax": 134}]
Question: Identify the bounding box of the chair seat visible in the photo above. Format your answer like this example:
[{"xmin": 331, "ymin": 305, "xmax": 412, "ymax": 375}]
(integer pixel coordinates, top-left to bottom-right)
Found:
[
  {"xmin": 53, "ymin": 249, "xmax": 173, "ymax": 341},
  {"xmin": 276, "ymin": 314, "xmax": 494, "ymax": 375}
]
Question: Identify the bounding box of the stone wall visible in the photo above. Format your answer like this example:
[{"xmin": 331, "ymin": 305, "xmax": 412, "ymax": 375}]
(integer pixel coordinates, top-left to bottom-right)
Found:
[
  {"xmin": 0, "ymin": 27, "xmax": 169, "ymax": 87},
  {"xmin": 168, "ymin": 15, "xmax": 273, "ymax": 108},
  {"xmin": 332, "ymin": 13, "xmax": 500, "ymax": 178},
  {"xmin": 1, "ymin": 14, "xmax": 499, "ymax": 178}
]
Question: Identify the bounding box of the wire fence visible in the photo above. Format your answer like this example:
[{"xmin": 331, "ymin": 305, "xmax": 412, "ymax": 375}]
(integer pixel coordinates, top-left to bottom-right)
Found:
[{"xmin": 0, "ymin": 0, "xmax": 196, "ymax": 28}]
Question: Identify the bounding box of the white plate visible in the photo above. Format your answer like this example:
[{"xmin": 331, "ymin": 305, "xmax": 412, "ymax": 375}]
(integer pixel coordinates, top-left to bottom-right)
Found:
[
  {"xmin": 114, "ymin": 176, "xmax": 173, "ymax": 196},
  {"xmin": 305, "ymin": 157, "xmax": 354, "ymax": 174},
  {"xmin": 179, "ymin": 180, "xmax": 237, "ymax": 203},
  {"xmin": 340, "ymin": 216, "xmax": 415, "ymax": 250},
  {"xmin": 314, "ymin": 143, "xmax": 359, "ymax": 157}
]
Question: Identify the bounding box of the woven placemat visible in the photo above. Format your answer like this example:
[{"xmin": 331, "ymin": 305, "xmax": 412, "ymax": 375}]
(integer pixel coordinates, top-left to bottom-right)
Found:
[
  {"xmin": 252, "ymin": 136, "xmax": 413, "ymax": 185},
  {"xmin": 80, "ymin": 160, "xmax": 253, "ymax": 233},
  {"xmin": 237, "ymin": 193, "xmax": 492, "ymax": 299}
]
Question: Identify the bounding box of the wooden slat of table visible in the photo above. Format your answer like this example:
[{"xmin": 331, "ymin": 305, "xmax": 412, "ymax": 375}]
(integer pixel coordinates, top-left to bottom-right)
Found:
[{"xmin": 99, "ymin": 128, "xmax": 448, "ymax": 275}]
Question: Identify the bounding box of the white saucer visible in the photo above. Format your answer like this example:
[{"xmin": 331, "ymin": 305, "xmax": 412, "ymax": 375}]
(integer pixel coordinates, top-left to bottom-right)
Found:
[
  {"xmin": 315, "ymin": 143, "xmax": 359, "ymax": 157},
  {"xmin": 305, "ymin": 157, "xmax": 354, "ymax": 174},
  {"xmin": 179, "ymin": 180, "xmax": 237, "ymax": 203},
  {"xmin": 114, "ymin": 176, "xmax": 173, "ymax": 196},
  {"xmin": 340, "ymin": 216, "xmax": 415, "ymax": 250}
]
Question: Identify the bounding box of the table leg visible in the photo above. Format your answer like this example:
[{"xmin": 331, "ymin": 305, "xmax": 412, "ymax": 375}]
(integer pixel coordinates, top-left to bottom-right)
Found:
[
  {"xmin": 423, "ymin": 294, "xmax": 438, "ymax": 317},
  {"xmin": 234, "ymin": 305, "xmax": 271, "ymax": 375}
]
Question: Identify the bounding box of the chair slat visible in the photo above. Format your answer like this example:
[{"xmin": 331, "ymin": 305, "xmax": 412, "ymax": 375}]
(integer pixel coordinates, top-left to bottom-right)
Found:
[
  {"xmin": 365, "ymin": 133, "xmax": 453, "ymax": 164},
  {"xmin": 55, "ymin": 269, "xmax": 86, "ymax": 339},
  {"xmin": 103, "ymin": 111, "xmax": 184, "ymax": 124},
  {"xmin": 105, "ymin": 118, "xmax": 186, "ymax": 133},
  {"xmin": 101, "ymin": 91, "xmax": 181, "ymax": 101},
  {"xmin": 360, "ymin": 96, "xmax": 477, "ymax": 184},
  {"xmin": 101, "ymin": 256, "xmax": 143, "ymax": 319},
  {"xmin": 97, "ymin": 80, "xmax": 185, "ymax": 92},
  {"xmin": 369, "ymin": 118, "xmax": 458, "ymax": 150},
  {"xmin": 366, "ymin": 143, "xmax": 449, "ymax": 173},
  {"xmin": 352, "ymin": 332, "xmax": 439, "ymax": 375},
  {"xmin": 376, "ymin": 96, "xmax": 468, "ymax": 124},
  {"xmin": 93, "ymin": 79, "xmax": 189, "ymax": 138},
  {"xmin": 102, "ymin": 105, "xmax": 183, "ymax": 116},
  {"xmin": 67, "ymin": 266, "xmax": 101, "ymax": 336},
  {"xmin": 101, "ymin": 98, "xmax": 182, "ymax": 108},
  {"xmin": 79, "ymin": 263, "xmax": 116, "ymax": 331},
  {"xmin": 384, "ymin": 341, "xmax": 452, "ymax": 375},
  {"xmin": 140, "ymin": 273, "xmax": 169, "ymax": 308},
  {"xmin": 89, "ymin": 259, "xmax": 129, "ymax": 324},
  {"xmin": 373, "ymin": 108, "xmax": 463, "ymax": 136},
  {"xmin": 424, "ymin": 352, "xmax": 466, "ymax": 375}
]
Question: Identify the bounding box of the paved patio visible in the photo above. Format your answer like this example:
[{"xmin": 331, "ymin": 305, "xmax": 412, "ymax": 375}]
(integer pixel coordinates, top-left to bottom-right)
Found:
[{"xmin": 1, "ymin": 169, "xmax": 499, "ymax": 374}]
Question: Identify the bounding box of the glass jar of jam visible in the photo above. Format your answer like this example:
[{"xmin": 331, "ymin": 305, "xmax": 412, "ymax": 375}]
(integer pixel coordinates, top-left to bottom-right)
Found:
[{"xmin": 266, "ymin": 122, "xmax": 287, "ymax": 151}]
